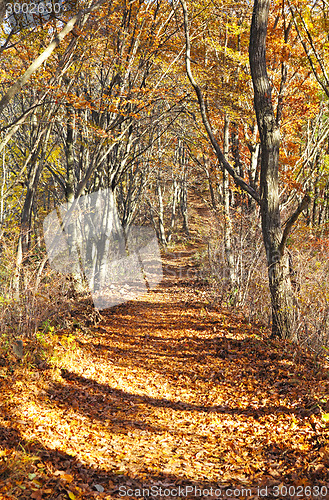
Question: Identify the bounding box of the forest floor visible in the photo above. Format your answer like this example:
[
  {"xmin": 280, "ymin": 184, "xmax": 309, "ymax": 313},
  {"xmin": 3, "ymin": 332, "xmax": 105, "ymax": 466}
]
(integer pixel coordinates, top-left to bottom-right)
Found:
[{"xmin": 1, "ymin": 206, "xmax": 329, "ymax": 499}]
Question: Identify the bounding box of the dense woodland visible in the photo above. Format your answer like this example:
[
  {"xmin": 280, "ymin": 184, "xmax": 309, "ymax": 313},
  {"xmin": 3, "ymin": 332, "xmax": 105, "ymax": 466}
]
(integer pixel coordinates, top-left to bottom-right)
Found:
[{"xmin": 0, "ymin": 0, "xmax": 329, "ymax": 498}]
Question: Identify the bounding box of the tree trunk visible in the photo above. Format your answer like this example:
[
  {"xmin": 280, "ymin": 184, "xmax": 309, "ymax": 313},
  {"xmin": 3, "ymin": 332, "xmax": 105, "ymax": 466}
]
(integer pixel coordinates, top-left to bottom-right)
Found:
[
  {"xmin": 64, "ymin": 107, "xmax": 85, "ymax": 293},
  {"xmin": 180, "ymin": 170, "xmax": 189, "ymax": 237},
  {"xmin": 65, "ymin": 107, "xmax": 75, "ymax": 205},
  {"xmin": 21, "ymin": 160, "xmax": 42, "ymax": 255},
  {"xmin": 231, "ymin": 121, "xmax": 245, "ymax": 207},
  {"xmin": 223, "ymin": 114, "xmax": 237, "ymax": 297},
  {"xmin": 312, "ymin": 155, "xmax": 320, "ymax": 226},
  {"xmin": 179, "ymin": 145, "xmax": 189, "ymax": 237},
  {"xmin": 20, "ymin": 118, "xmax": 52, "ymax": 255},
  {"xmin": 247, "ymin": 122, "xmax": 260, "ymax": 213},
  {"xmin": 249, "ymin": 0, "xmax": 296, "ymax": 340},
  {"xmin": 205, "ymin": 159, "xmax": 217, "ymax": 211},
  {"xmin": 13, "ymin": 234, "xmax": 23, "ymax": 300},
  {"xmin": 168, "ymin": 177, "xmax": 179, "ymax": 242},
  {"xmin": 156, "ymin": 176, "xmax": 167, "ymax": 245}
]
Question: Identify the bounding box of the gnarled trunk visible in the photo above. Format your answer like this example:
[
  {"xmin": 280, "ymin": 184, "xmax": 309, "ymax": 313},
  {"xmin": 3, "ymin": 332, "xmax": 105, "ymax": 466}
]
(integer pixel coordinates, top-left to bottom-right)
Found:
[{"xmin": 249, "ymin": 0, "xmax": 296, "ymax": 340}]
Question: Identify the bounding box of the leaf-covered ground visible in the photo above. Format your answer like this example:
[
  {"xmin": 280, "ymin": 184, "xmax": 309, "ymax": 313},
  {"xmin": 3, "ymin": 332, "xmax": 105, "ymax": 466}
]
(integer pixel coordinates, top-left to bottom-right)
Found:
[{"xmin": 0, "ymin": 245, "xmax": 329, "ymax": 499}]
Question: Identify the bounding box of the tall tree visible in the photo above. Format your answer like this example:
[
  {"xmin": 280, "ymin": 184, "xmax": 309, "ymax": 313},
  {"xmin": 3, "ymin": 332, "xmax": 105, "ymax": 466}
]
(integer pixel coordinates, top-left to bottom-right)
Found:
[
  {"xmin": 249, "ymin": 0, "xmax": 307, "ymax": 340},
  {"xmin": 180, "ymin": 0, "xmax": 311, "ymax": 340}
]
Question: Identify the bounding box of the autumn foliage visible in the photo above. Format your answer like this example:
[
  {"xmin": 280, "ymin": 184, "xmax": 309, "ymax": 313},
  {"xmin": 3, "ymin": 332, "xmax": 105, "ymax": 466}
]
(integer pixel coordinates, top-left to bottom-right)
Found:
[{"xmin": 0, "ymin": 0, "xmax": 329, "ymax": 497}]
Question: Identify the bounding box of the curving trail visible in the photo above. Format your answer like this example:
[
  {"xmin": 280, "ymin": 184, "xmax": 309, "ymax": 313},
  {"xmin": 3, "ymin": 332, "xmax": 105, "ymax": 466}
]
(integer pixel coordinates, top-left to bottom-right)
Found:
[{"xmin": 0, "ymin": 242, "xmax": 329, "ymax": 499}]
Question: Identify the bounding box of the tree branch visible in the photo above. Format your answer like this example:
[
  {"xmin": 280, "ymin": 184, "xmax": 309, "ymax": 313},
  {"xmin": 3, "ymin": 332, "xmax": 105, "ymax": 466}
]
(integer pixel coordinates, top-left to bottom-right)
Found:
[
  {"xmin": 279, "ymin": 193, "xmax": 311, "ymax": 255},
  {"xmin": 0, "ymin": 0, "xmax": 107, "ymax": 114},
  {"xmin": 180, "ymin": 0, "xmax": 260, "ymax": 204},
  {"xmin": 287, "ymin": 0, "xmax": 329, "ymax": 99}
]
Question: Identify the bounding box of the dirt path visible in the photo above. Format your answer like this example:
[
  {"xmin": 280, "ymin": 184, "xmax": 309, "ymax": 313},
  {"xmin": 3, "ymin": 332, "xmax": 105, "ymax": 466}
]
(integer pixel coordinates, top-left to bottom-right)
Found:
[{"xmin": 0, "ymin": 244, "xmax": 329, "ymax": 499}]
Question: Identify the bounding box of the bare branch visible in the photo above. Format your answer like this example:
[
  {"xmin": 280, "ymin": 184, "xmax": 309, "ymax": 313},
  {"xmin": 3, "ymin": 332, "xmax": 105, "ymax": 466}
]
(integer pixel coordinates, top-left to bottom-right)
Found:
[
  {"xmin": 180, "ymin": 0, "xmax": 260, "ymax": 204},
  {"xmin": 279, "ymin": 193, "xmax": 311, "ymax": 255},
  {"xmin": 287, "ymin": 0, "xmax": 329, "ymax": 98}
]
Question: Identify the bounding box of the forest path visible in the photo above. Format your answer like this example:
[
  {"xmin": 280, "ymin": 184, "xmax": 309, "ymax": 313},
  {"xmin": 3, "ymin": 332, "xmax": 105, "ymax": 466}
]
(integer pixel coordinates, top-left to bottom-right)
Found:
[{"xmin": 1, "ymin": 239, "xmax": 329, "ymax": 498}]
